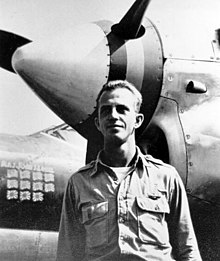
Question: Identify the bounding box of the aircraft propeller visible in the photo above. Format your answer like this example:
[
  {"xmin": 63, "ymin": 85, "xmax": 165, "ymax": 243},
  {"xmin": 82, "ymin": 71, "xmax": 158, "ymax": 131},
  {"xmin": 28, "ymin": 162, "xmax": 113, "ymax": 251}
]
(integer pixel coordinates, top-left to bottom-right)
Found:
[
  {"xmin": 112, "ymin": 0, "xmax": 151, "ymax": 39},
  {"xmin": 0, "ymin": 30, "xmax": 31, "ymax": 73}
]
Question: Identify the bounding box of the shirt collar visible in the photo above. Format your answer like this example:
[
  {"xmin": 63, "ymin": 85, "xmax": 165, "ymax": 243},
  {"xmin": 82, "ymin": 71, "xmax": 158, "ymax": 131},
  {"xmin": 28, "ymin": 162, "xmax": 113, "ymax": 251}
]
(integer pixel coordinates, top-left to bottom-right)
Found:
[{"xmin": 90, "ymin": 146, "xmax": 150, "ymax": 177}]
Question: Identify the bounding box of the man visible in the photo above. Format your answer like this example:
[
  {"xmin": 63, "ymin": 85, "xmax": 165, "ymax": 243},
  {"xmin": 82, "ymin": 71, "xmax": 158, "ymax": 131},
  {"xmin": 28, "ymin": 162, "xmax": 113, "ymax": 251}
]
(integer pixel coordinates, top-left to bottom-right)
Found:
[{"xmin": 56, "ymin": 80, "xmax": 202, "ymax": 260}]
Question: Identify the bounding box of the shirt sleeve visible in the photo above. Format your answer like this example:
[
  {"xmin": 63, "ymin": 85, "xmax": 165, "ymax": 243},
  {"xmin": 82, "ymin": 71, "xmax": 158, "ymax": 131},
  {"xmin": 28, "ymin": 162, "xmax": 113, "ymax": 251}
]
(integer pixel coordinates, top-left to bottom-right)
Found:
[
  {"xmin": 56, "ymin": 179, "xmax": 86, "ymax": 261},
  {"xmin": 167, "ymin": 170, "xmax": 202, "ymax": 261}
]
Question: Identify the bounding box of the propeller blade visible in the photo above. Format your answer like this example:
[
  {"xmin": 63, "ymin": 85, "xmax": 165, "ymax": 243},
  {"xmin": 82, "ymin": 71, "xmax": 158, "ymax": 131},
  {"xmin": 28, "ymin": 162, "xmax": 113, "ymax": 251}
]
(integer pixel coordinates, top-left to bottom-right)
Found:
[
  {"xmin": 111, "ymin": 0, "xmax": 151, "ymax": 39},
  {"xmin": 0, "ymin": 30, "xmax": 31, "ymax": 73}
]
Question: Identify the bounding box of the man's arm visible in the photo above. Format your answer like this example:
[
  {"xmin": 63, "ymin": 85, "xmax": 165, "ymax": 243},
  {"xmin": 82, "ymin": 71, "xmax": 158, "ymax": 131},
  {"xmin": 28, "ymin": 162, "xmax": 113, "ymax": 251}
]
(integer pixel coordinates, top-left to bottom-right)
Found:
[
  {"xmin": 56, "ymin": 180, "xmax": 85, "ymax": 261},
  {"xmin": 167, "ymin": 171, "xmax": 202, "ymax": 261}
]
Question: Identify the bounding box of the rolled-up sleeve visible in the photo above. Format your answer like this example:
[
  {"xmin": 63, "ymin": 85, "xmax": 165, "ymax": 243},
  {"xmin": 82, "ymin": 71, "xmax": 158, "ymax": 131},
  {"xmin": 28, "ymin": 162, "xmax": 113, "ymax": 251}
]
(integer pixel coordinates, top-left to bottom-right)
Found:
[
  {"xmin": 56, "ymin": 180, "xmax": 85, "ymax": 261},
  {"xmin": 168, "ymin": 171, "xmax": 202, "ymax": 261}
]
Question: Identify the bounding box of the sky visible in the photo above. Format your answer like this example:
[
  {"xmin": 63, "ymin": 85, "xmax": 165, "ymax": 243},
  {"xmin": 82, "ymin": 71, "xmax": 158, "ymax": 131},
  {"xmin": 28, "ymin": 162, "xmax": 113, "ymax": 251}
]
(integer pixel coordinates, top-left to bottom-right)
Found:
[{"xmin": 1, "ymin": 0, "xmax": 220, "ymax": 135}]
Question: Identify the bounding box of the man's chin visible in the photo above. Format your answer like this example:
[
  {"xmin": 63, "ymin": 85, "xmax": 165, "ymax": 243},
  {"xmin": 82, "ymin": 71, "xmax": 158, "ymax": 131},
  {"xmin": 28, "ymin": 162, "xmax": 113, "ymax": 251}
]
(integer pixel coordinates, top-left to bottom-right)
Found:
[{"xmin": 105, "ymin": 134, "xmax": 126, "ymax": 145}]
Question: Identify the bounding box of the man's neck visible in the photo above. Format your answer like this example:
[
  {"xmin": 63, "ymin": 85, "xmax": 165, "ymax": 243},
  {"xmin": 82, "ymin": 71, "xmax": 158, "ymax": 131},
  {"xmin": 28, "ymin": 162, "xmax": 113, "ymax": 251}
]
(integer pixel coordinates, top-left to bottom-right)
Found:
[{"xmin": 102, "ymin": 142, "xmax": 136, "ymax": 167}]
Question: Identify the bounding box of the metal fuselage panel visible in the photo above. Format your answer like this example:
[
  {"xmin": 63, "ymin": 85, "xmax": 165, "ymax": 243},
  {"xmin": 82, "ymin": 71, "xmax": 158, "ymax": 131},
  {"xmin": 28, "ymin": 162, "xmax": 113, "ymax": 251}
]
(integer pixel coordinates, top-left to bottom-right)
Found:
[
  {"xmin": 0, "ymin": 130, "xmax": 86, "ymax": 260},
  {"xmin": 0, "ymin": 229, "xmax": 58, "ymax": 261},
  {"xmin": 153, "ymin": 59, "xmax": 220, "ymax": 205},
  {"xmin": 0, "ymin": 133, "xmax": 86, "ymax": 232}
]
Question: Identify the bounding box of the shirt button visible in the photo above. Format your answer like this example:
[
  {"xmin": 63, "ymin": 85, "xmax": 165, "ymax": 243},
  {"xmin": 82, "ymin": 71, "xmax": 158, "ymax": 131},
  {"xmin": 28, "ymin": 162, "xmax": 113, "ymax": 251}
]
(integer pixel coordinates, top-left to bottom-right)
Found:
[
  {"xmin": 120, "ymin": 236, "xmax": 125, "ymax": 243},
  {"xmin": 119, "ymin": 217, "xmax": 125, "ymax": 223}
]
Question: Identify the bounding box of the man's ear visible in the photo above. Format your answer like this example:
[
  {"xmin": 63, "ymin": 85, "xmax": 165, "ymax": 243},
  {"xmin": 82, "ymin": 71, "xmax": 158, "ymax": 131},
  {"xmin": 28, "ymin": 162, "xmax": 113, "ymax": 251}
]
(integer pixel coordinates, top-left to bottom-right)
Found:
[
  {"xmin": 94, "ymin": 117, "xmax": 101, "ymax": 131},
  {"xmin": 134, "ymin": 113, "xmax": 144, "ymax": 129}
]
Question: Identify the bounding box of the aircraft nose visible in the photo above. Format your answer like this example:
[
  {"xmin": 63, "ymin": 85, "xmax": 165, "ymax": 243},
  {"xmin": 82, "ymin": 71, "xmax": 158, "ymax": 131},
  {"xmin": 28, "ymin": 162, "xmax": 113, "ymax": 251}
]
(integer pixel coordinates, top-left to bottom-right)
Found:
[{"xmin": 12, "ymin": 23, "xmax": 110, "ymax": 126}]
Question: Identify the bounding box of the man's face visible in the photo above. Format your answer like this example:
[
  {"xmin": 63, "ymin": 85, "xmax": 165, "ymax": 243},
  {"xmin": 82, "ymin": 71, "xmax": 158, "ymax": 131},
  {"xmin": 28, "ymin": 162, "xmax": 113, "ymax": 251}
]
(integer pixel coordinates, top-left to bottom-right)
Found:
[{"xmin": 95, "ymin": 88, "xmax": 143, "ymax": 144}]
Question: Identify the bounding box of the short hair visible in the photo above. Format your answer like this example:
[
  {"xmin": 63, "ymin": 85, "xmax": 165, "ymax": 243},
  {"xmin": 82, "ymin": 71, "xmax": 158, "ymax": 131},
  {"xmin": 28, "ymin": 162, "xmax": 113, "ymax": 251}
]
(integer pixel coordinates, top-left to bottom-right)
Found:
[{"xmin": 96, "ymin": 80, "xmax": 143, "ymax": 112}]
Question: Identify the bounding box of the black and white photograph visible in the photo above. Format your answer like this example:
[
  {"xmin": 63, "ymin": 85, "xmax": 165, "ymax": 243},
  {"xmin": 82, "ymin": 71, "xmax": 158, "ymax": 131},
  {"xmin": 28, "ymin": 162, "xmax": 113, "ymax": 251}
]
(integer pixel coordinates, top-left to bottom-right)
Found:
[{"xmin": 0, "ymin": 0, "xmax": 220, "ymax": 260}]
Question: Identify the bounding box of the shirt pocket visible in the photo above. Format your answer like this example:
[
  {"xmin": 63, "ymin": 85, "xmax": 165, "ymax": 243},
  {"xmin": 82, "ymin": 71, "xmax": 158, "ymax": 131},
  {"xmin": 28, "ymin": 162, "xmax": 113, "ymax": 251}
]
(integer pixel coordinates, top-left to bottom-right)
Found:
[
  {"xmin": 136, "ymin": 195, "xmax": 170, "ymax": 246},
  {"xmin": 81, "ymin": 201, "xmax": 108, "ymax": 248}
]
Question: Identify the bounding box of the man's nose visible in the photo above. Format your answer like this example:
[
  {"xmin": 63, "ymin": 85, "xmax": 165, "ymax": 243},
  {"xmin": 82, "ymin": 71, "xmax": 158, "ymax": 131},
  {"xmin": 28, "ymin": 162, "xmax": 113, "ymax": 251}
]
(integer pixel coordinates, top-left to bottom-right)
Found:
[{"xmin": 109, "ymin": 107, "xmax": 119, "ymax": 119}]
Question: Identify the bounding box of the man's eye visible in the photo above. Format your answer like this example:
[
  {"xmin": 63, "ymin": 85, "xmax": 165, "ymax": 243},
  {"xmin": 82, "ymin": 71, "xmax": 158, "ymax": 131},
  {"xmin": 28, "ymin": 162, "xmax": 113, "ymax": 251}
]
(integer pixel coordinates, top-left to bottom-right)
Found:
[
  {"xmin": 100, "ymin": 107, "xmax": 110, "ymax": 115},
  {"xmin": 117, "ymin": 105, "xmax": 128, "ymax": 114}
]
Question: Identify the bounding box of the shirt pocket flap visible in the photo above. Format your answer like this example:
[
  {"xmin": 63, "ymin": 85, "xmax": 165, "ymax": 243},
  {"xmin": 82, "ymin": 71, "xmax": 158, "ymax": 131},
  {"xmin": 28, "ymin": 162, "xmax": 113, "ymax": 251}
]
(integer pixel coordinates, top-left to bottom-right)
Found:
[
  {"xmin": 136, "ymin": 196, "xmax": 170, "ymax": 214},
  {"xmin": 82, "ymin": 201, "xmax": 108, "ymax": 223}
]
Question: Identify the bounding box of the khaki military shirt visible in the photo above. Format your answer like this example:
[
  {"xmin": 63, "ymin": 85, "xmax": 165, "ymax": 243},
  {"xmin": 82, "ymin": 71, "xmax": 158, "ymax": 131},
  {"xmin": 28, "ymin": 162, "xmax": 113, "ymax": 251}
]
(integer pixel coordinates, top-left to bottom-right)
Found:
[{"xmin": 56, "ymin": 147, "xmax": 202, "ymax": 261}]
